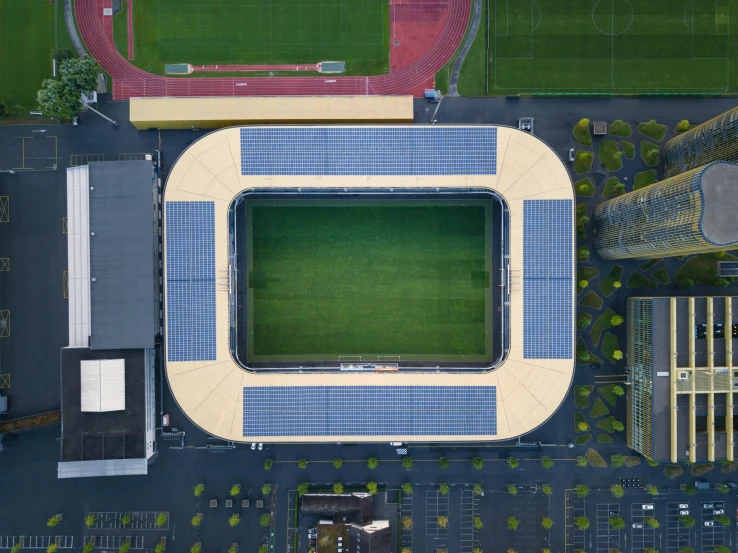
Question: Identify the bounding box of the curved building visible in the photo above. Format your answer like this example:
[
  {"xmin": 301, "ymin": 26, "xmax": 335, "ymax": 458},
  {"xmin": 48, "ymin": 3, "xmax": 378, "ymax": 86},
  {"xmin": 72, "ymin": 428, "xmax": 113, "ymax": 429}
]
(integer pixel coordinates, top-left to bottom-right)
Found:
[
  {"xmin": 594, "ymin": 162, "xmax": 738, "ymax": 260},
  {"xmin": 163, "ymin": 125, "xmax": 575, "ymax": 443}
]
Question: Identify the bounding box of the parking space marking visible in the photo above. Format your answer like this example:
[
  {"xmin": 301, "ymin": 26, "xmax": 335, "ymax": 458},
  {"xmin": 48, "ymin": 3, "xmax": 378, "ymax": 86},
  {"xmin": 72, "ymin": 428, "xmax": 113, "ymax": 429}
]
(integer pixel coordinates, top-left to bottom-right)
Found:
[
  {"xmin": 459, "ymin": 488, "xmax": 476, "ymax": 553},
  {"xmin": 425, "ymin": 489, "xmax": 449, "ymax": 543},
  {"xmin": 69, "ymin": 154, "xmax": 104, "ymax": 167},
  {"xmin": 0, "ymin": 310, "xmax": 10, "ymax": 337},
  {"xmin": 119, "ymin": 153, "xmax": 151, "ymax": 161},
  {"xmin": 285, "ymin": 490, "xmax": 296, "ymax": 553},
  {"xmin": 85, "ymin": 536, "xmax": 143, "ymax": 549},
  {"xmin": 666, "ymin": 501, "xmax": 691, "ymax": 553},
  {"xmin": 401, "ymin": 487, "xmax": 413, "ymax": 551},
  {"xmin": 565, "ymin": 489, "xmax": 587, "ymax": 553},
  {"xmin": 0, "ymin": 374, "xmax": 9, "ymax": 388},
  {"xmin": 87, "ymin": 512, "xmax": 169, "ymax": 531},
  {"xmin": 596, "ymin": 503, "xmax": 621, "ymax": 553},
  {"xmin": 631, "ymin": 502, "xmax": 656, "ymax": 552},
  {"xmin": 1, "ymin": 536, "xmax": 75, "ymax": 549},
  {"xmin": 0, "ymin": 258, "xmax": 9, "ymax": 272},
  {"xmin": 0, "ymin": 197, "xmax": 9, "ymax": 223},
  {"xmin": 62, "ymin": 217, "xmax": 67, "ymax": 234},
  {"xmin": 701, "ymin": 501, "xmax": 726, "ymax": 552}
]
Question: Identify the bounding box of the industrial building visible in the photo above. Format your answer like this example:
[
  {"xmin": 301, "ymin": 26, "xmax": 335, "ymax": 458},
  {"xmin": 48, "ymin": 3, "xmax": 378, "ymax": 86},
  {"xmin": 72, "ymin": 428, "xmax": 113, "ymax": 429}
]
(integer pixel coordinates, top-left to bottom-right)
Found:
[
  {"xmin": 60, "ymin": 160, "xmax": 160, "ymax": 478},
  {"xmin": 627, "ymin": 296, "xmax": 738, "ymax": 462},
  {"xmin": 593, "ymin": 161, "xmax": 738, "ymax": 260}
]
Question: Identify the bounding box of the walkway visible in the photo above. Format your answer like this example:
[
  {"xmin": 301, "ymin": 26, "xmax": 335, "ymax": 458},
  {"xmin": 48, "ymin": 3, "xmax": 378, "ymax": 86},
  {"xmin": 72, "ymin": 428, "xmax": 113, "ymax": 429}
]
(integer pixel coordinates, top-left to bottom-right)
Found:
[
  {"xmin": 75, "ymin": 0, "xmax": 470, "ymax": 99},
  {"xmin": 447, "ymin": 0, "xmax": 481, "ymax": 95}
]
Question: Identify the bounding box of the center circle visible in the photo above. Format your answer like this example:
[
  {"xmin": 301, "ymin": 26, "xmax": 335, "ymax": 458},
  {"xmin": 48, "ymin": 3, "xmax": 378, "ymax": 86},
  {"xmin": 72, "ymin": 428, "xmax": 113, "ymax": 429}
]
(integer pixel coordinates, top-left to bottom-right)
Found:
[{"xmin": 592, "ymin": 0, "xmax": 634, "ymax": 35}]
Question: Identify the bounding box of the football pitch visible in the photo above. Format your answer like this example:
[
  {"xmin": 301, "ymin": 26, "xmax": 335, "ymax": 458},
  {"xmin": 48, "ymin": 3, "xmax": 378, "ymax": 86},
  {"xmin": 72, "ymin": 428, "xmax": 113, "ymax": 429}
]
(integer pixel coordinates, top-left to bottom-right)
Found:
[
  {"xmin": 130, "ymin": 0, "xmax": 389, "ymax": 75},
  {"xmin": 465, "ymin": 0, "xmax": 736, "ymax": 94},
  {"xmin": 243, "ymin": 199, "xmax": 494, "ymax": 364}
]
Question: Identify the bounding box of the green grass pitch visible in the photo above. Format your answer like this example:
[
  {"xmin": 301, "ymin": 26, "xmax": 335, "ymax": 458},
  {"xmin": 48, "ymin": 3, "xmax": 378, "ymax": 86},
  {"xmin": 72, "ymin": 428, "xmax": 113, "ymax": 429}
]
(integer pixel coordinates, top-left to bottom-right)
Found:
[
  {"xmin": 244, "ymin": 199, "xmax": 493, "ymax": 363},
  {"xmin": 455, "ymin": 0, "xmax": 737, "ymax": 95},
  {"xmin": 129, "ymin": 0, "xmax": 389, "ymax": 76}
]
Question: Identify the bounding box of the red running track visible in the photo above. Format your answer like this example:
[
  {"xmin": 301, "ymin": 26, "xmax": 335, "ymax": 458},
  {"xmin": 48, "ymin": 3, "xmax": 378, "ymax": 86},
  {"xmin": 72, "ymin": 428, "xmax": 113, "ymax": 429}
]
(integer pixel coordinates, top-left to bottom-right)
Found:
[
  {"xmin": 127, "ymin": 0, "xmax": 134, "ymax": 60},
  {"xmin": 191, "ymin": 64, "xmax": 319, "ymax": 72},
  {"xmin": 77, "ymin": 0, "xmax": 470, "ymax": 99}
]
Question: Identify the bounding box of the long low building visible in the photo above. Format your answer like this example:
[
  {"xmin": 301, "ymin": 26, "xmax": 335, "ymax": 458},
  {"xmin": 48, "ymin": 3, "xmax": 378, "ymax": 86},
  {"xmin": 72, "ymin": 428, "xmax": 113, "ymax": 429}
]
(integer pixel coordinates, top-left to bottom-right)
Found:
[{"xmin": 163, "ymin": 125, "xmax": 575, "ymax": 443}]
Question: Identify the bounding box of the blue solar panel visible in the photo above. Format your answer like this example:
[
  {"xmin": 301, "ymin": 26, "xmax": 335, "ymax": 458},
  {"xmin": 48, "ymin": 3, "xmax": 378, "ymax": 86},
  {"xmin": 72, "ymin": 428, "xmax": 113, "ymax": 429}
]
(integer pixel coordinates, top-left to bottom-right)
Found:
[
  {"xmin": 523, "ymin": 200, "xmax": 573, "ymax": 359},
  {"xmin": 166, "ymin": 201, "xmax": 216, "ymax": 362},
  {"xmin": 242, "ymin": 386, "xmax": 496, "ymax": 437},
  {"xmin": 240, "ymin": 127, "xmax": 497, "ymax": 176}
]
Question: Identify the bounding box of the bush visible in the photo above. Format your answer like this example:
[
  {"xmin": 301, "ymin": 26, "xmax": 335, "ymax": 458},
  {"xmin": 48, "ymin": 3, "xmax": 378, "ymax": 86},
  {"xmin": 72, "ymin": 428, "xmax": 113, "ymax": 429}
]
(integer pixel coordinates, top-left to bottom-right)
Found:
[
  {"xmin": 402, "ymin": 456, "xmax": 414, "ymax": 469},
  {"xmin": 298, "ymin": 458, "xmax": 308, "ymax": 468},
  {"xmin": 574, "ymin": 150, "xmax": 594, "ymax": 174},
  {"xmin": 507, "ymin": 484, "xmax": 518, "ymax": 495},
  {"xmin": 194, "ymin": 483, "xmax": 205, "ymax": 497},
  {"xmin": 402, "ymin": 483, "xmax": 412, "ymax": 494},
  {"xmin": 333, "ymin": 458, "xmax": 343, "ymax": 469},
  {"xmin": 259, "ymin": 514, "xmax": 271, "ymax": 527},
  {"xmin": 610, "ymin": 314, "xmax": 624, "ymax": 326},
  {"xmin": 333, "ymin": 483, "xmax": 344, "ymax": 494},
  {"xmin": 367, "ymin": 482, "xmax": 378, "ymax": 495},
  {"xmin": 677, "ymin": 277, "xmax": 695, "ymax": 290},
  {"xmin": 297, "ymin": 482, "xmax": 310, "ymax": 496},
  {"xmin": 473, "ymin": 457, "xmax": 484, "ymax": 470},
  {"xmin": 506, "ymin": 457, "xmax": 518, "ymax": 469},
  {"xmin": 439, "ymin": 483, "xmax": 449, "ymax": 495},
  {"xmin": 367, "ymin": 457, "xmax": 378, "ymax": 469},
  {"xmin": 612, "ymin": 350, "xmax": 623, "ymax": 360},
  {"xmin": 578, "ymin": 247, "xmax": 590, "ymax": 262},
  {"xmin": 577, "ymin": 350, "xmax": 591, "ymax": 363},
  {"xmin": 264, "ymin": 459, "xmax": 273, "ymax": 470},
  {"xmin": 439, "ymin": 457, "xmax": 449, "ymax": 469},
  {"xmin": 579, "ymin": 279, "xmax": 589, "ymax": 289},
  {"xmin": 541, "ymin": 456, "xmax": 554, "ymax": 469},
  {"xmin": 675, "ymin": 120, "xmax": 691, "ymax": 133}
]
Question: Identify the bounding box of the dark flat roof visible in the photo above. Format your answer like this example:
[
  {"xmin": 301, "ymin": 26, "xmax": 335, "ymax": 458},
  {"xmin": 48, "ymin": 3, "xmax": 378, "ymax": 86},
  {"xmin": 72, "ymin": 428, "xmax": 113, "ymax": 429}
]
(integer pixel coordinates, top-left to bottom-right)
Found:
[
  {"xmin": 60, "ymin": 347, "xmax": 146, "ymax": 462},
  {"xmin": 88, "ymin": 161, "xmax": 156, "ymax": 350},
  {"xmin": 700, "ymin": 163, "xmax": 738, "ymax": 246}
]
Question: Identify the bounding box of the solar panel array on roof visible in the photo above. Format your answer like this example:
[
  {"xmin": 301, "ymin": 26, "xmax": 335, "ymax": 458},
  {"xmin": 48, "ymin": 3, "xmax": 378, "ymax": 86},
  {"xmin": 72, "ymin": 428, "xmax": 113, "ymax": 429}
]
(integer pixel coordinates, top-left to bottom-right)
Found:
[
  {"xmin": 523, "ymin": 200, "xmax": 573, "ymax": 359},
  {"xmin": 165, "ymin": 202, "xmax": 216, "ymax": 362},
  {"xmin": 240, "ymin": 127, "xmax": 497, "ymax": 176},
  {"xmin": 242, "ymin": 386, "xmax": 496, "ymax": 437}
]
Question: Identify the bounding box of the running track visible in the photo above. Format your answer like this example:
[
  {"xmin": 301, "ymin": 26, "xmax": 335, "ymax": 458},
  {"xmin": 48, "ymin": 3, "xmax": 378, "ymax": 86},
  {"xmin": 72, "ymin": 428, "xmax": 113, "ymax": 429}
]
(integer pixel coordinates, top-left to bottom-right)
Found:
[{"xmin": 76, "ymin": 0, "xmax": 470, "ymax": 100}]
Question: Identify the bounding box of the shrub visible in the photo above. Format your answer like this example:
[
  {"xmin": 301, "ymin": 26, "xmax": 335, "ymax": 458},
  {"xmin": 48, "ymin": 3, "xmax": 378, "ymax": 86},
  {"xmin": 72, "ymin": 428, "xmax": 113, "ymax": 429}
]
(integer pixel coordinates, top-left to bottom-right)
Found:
[
  {"xmin": 716, "ymin": 278, "xmax": 730, "ymax": 288},
  {"xmin": 507, "ymin": 484, "xmax": 518, "ymax": 495},
  {"xmin": 677, "ymin": 277, "xmax": 694, "ymax": 290},
  {"xmin": 577, "ymin": 350, "xmax": 591, "ymax": 364},
  {"xmin": 613, "ymin": 420, "xmax": 624, "ymax": 431},
  {"xmin": 577, "ymin": 313, "xmax": 592, "ymax": 329},
  {"xmin": 610, "ymin": 314, "xmax": 624, "ymax": 326},
  {"xmin": 613, "ymin": 281, "xmax": 622, "ymax": 289},
  {"xmin": 439, "ymin": 457, "xmax": 449, "ymax": 470},
  {"xmin": 541, "ymin": 484, "xmax": 552, "ymax": 495},
  {"xmin": 612, "ymin": 350, "xmax": 623, "ymax": 360},
  {"xmin": 402, "ymin": 483, "xmax": 412, "ymax": 494},
  {"xmin": 333, "ymin": 458, "xmax": 343, "ymax": 469},
  {"xmin": 367, "ymin": 482, "xmax": 378, "ymax": 495},
  {"xmin": 298, "ymin": 458, "xmax": 308, "ymax": 468},
  {"xmin": 191, "ymin": 514, "xmax": 203, "ymax": 527},
  {"xmin": 402, "ymin": 456, "xmax": 414, "ymax": 469},
  {"xmin": 472, "ymin": 457, "xmax": 484, "ymax": 470},
  {"xmin": 613, "ymin": 386, "xmax": 625, "ymax": 396},
  {"xmin": 506, "ymin": 457, "xmax": 518, "ymax": 469},
  {"xmin": 675, "ymin": 120, "xmax": 691, "ymax": 133},
  {"xmin": 541, "ymin": 456, "xmax": 554, "ymax": 469},
  {"xmin": 297, "ymin": 482, "xmax": 309, "ymax": 496},
  {"xmin": 230, "ymin": 484, "xmax": 241, "ymax": 497},
  {"xmin": 578, "ymin": 247, "xmax": 590, "ymax": 262},
  {"xmin": 576, "ymin": 456, "xmax": 588, "ymax": 467},
  {"xmin": 507, "ymin": 516, "xmax": 519, "ymax": 530},
  {"xmin": 228, "ymin": 514, "xmax": 240, "ymax": 527},
  {"xmin": 333, "ymin": 483, "xmax": 344, "ymax": 494},
  {"xmin": 577, "ymin": 421, "xmax": 590, "ymax": 432},
  {"xmin": 264, "ymin": 459, "xmax": 273, "ymax": 470},
  {"xmin": 439, "ymin": 483, "xmax": 449, "ymax": 495},
  {"xmin": 579, "ymin": 279, "xmax": 589, "ymax": 289},
  {"xmin": 402, "ymin": 517, "xmax": 413, "ymax": 529},
  {"xmin": 367, "ymin": 457, "xmax": 378, "ymax": 469},
  {"xmin": 194, "ymin": 483, "xmax": 205, "ymax": 497},
  {"xmin": 259, "ymin": 514, "xmax": 271, "ymax": 527}
]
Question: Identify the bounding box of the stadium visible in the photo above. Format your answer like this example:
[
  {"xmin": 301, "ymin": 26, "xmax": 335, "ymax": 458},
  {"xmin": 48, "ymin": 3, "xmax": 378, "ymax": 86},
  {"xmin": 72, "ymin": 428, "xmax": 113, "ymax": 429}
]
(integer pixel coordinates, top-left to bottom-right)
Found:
[{"xmin": 164, "ymin": 125, "xmax": 575, "ymax": 442}]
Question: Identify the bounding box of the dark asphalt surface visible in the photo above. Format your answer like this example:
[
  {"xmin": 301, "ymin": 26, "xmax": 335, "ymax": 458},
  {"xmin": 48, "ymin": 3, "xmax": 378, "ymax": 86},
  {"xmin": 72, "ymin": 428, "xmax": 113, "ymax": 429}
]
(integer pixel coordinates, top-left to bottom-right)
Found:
[{"xmin": 2, "ymin": 95, "xmax": 738, "ymax": 553}]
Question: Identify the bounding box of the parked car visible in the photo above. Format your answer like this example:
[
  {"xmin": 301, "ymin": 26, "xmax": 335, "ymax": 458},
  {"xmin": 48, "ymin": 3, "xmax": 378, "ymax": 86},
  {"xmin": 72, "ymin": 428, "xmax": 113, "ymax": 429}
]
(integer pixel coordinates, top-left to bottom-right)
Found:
[
  {"xmin": 642, "ymin": 504, "xmax": 654, "ymax": 510},
  {"xmin": 679, "ymin": 504, "xmax": 689, "ymax": 509},
  {"xmin": 705, "ymin": 521, "xmax": 714, "ymax": 527},
  {"xmin": 703, "ymin": 503, "xmax": 715, "ymax": 509},
  {"xmin": 680, "ymin": 510, "xmax": 689, "ymax": 516},
  {"xmin": 568, "ymin": 148, "xmax": 575, "ymax": 162},
  {"xmin": 713, "ymin": 509, "xmax": 724, "ymax": 515},
  {"xmin": 632, "ymin": 523, "xmax": 643, "ymax": 529},
  {"xmin": 715, "ymin": 502, "xmax": 724, "ymax": 508},
  {"xmin": 609, "ymin": 511, "xmax": 619, "ymax": 517}
]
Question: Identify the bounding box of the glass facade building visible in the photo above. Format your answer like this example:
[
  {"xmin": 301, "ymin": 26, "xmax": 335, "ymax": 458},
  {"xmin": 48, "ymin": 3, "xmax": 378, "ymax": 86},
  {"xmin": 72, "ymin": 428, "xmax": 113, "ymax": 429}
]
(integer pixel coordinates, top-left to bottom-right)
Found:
[{"xmin": 627, "ymin": 298, "xmax": 654, "ymax": 459}]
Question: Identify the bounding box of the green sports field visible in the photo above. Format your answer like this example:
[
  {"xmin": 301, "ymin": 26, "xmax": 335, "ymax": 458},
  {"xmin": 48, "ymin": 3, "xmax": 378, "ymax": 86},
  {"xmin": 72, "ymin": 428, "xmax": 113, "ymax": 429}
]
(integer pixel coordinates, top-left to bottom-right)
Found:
[
  {"xmin": 127, "ymin": 0, "xmax": 389, "ymax": 76},
  {"xmin": 244, "ymin": 199, "xmax": 493, "ymax": 363},
  {"xmin": 454, "ymin": 0, "xmax": 738, "ymax": 95}
]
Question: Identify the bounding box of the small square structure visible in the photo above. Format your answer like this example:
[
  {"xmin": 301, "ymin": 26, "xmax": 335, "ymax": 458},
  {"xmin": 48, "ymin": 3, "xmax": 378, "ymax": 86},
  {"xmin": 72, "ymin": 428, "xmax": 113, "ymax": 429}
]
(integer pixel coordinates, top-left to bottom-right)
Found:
[
  {"xmin": 256, "ymin": 500, "xmax": 264, "ymax": 508},
  {"xmin": 225, "ymin": 499, "xmax": 233, "ymax": 508},
  {"xmin": 210, "ymin": 499, "xmax": 218, "ymax": 508},
  {"xmin": 80, "ymin": 359, "xmax": 125, "ymax": 412},
  {"xmin": 242, "ymin": 500, "xmax": 249, "ymax": 508},
  {"xmin": 593, "ymin": 121, "xmax": 607, "ymax": 135}
]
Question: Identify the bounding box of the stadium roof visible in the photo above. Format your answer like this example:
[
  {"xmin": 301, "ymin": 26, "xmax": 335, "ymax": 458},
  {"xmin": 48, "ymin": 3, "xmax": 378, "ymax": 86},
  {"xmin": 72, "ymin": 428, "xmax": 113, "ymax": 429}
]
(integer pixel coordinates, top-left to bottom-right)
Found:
[{"xmin": 162, "ymin": 125, "xmax": 575, "ymax": 442}]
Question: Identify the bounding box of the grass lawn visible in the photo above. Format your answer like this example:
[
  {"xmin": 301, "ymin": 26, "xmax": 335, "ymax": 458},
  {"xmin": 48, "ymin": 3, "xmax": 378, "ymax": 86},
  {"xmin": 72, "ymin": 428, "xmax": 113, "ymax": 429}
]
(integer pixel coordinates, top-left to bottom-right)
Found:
[
  {"xmin": 597, "ymin": 434, "xmax": 613, "ymax": 444},
  {"xmin": 601, "ymin": 332, "xmax": 619, "ymax": 363},
  {"xmin": 574, "ymin": 150, "xmax": 594, "ymax": 174},
  {"xmin": 721, "ymin": 461, "xmax": 738, "ymax": 473},
  {"xmin": 574, "ymin": 177, "xmax": 595, "ymax": 197},
  {"xmin": 626, "ymin": 270, "xmax": 659, "ymax": 289},
  {"xmin": 579, "ymin": 291, "xmax": 603, "ymax": 310},
  {"xmin": 652, "ymin": 267, "xmax": 671, "ymax": 284},
  {"xmin": 113, "ymin": 0, "xmax": 128, "ymax": 59},
  {"xmin": 624, "ymin": 456, "xmax": 641, "ymax": 467},
  {"xmin": 639, "ymin": 258, "xmax": 662, "ymax": 271},
  {"xmin": 586, "ymin": 449, "xmax": 607, "ymax": 468},
  {"xmin": 599, "ymin": 140, "xmax": 623, "ymax": 172},
  {"xmin": 690, "ymin": 463, "xmax": 714, "ymax": 476},
  {"xmin": 596, "ymin": 416, "xmax": 616, "ymax": 433},
  {"xmin": 574, "ymin": 385, "xmax": 594, "ymax": 409},
  {"xmin": 675, "ymin": 253, "xmax": 737, "ymax": 287},
  {"xmin": 573, "ymin": 123, "xmax": 592, "ymax": 146},
  {"xmin": 575, "ymin": 434, "xmax": 592, "ymax": 445},
  {"xmin": 634, "ymin": 169, "xmax": 658, "ymax": 190},
  {"xmin": 578, "ymin": 311, "xmax": 593, "ymax": 330},
  {"xmin": 130, "ymin": 0, "xmax": 389, "ymax": 75},
  {"xmin": 576, "ymin": 202, "xmax": 588, "ymax": 241},
  {"xmin": 638, "ymin": 120, "xmax": 668, "ymax": 141},
  {"xmin": 577, "ymin": 267, "xmax": 600, "ymax": 294},
  {"xmin": 246, "ymin": 199, "xmax": 492, "ymax": 362},
  {"xmin": 598, "ymin": 265, "xmax": 624, "ymax": 297},
  {"xmin": 640, "ymin": 141, "xmax": 660, "ymax": 166},
  {"xmin": 590, "ymin": 308, "xmax": 616, "ymax": 347},
  {"xmin": 598, "ymin": 385, "xmax": 619, "ymax": 407},
  {"xmin": 574, "ymin": 412, "xmax": 588, "ymax": 433},
  {"xmin": 603, "ymin": 177, "xmax": 625, "ymax": 197},
  {"xmin": 608, "ymin": 120, "xmax": 632, "ymax": 137},
  {"xmin": 664, "ymin": 465, "xmax": 685, "ymax": 479},
  {"xmin": 621, "ymin": 140, "xmax": 635, "ymax": 159},
  {"xmin": 0, "ymin": 0, "xmax": 57, "ymax": 108},
  {"xmin": 578, "ymin": 245, "xmax": 590, "ymax": 263},
  {"xmin": 455, "ymin": 0, "xmax": 488, "ymax": 96},
  {"xmin": 577, "ymin": 337, "xmax": 603, "ymax": 366},
  {"xmin": 589, "ymin": 397, "xmax": 610, "ymax": 419}
]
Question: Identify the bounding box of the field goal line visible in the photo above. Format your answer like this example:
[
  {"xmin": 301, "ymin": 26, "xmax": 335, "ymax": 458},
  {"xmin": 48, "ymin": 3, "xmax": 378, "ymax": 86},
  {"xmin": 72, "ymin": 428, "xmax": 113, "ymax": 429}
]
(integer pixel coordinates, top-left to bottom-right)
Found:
[
  {"xmin": 493, "ymin": 0, "xmax": 536, "ymax": 60},
  {"xmin": 688, "ymin": 0, "xmax": 730, "ymax": 60}
]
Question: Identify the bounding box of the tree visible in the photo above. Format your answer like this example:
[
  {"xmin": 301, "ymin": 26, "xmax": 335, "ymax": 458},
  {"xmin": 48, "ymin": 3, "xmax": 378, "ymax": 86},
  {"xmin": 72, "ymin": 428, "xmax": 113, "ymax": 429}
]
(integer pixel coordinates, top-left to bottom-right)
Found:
[
  {"xmin": 473, "ymin": 549, "xmax": 482, "ymax": 553},
  {"xmin": 610, "ymin": 483, "xmax": 624, "ymax": 498},
  {"xmin": 402, "ymin": 517, "xmax": 413, "ymax": 529},
  {"xmin": 577, "ymin": 118, "xmax": 590, "ymax": 130},
  {"xmin": 402, "ymin": 456, "xmax": 414, "ymax": 469},
  {"xmin": 473, "ymin": 457, "xmax": 485, "ymax": 470},
  {"xmin": 507, "ymin": 484, "xmax": 518, "ymax": 495},
  {"xmin": 155, "ymin": 513, "xmax": 168, "ymax": 528},
  {"xmin": 541, "ymin": 517, "xmax": 553, "ymax": 530},
  {"xmin": 473, "ymin": 484, "xmax": 483, "ymax": 495},
  {"xmin": 644, "ymin": 484, "xmax": 658, "ymax": 496},
  {"xmin": 259, "ymin": 514, "xmax": 271, "ymax": 528},
  {"xmin": 576, "ymin": 456, "xmax": 588, "ymax": 467},
  {"xmin": 439, "ymin": 457, "xmax": 449, "ymax": 470},
  {"xmin": 676, "ymin": 120, "xmax": 691, "ymax": 133},
  {"xmin": 437, "ymin": 516, "xmax": 448, "ymax": 528},
  {"xmin": 577, "ymin": 350, "xmax": 591, "ymax": 364},
  {"xmin": 579, "ymin": 279, "xmax": 589, "ymax": 289},
  {"xmin": 609, "ymin": 516, "xmax": 625, "ymax": 530},
  {"xmin": 402, "ymin": 483, "xmax": 412, "ymax": 495},
  {"xmin": 578, "ymin": 247, "xmax": 589, "ymax": 262},
  {"xmin": 47, "ymin": 546, "xmax": 58, "ymax": 553},
  {"xmin": 231, "ymin": 547, "xmax": 240, "ymax": 553},
  {"xmin": 715, "ymin": 483, "xmax": 729, "ymax": 494},
  {"xmin": 715, "ymin": 515, "xmax": 731, "ymax": 526},
  {"xmin": 333, "ymin": 458, "xmax": 343, "ymax": 469},
  {"xmin": 230, "ymin": 484, "xmax": 241, "ymax": 497},
  {"xmin": 297, "ymin": 482, "xmax": 310, "ymax": 496},
  {"xmin": 643, "ymin": 549, "xmax": 658, "ymax": 553},
  {"xmin": 264, "ymin": 459, "xmax": 273, "ymax": 470},
  {"xmin": 683, "ymin": 485, "xmax": 696, "ymax": 496},
  {"xmin": 613, "ymin": 386, "xmax": 625, "ymax": 396},
  {"xmin": 191, "ymin": 514, "xmax": 203, "ymax": 527},
  {"xmin": 716, "ymin": 278, "xmax": 730, "ymax": 288},
  {"xmin": 541, "ymin": 484, "xmax": 552, "ymax": 495},
  {"xmin": 577, "ymin": 313, "xmax": 591, "ymax": 329},
  {"xmin": 677, "ymin": 277, "xmax": 694, "ymax": 290},
  {"xmin": 228, "ymin": 514, "xmax": 240, "ymax": 528},
  {"xmin": 678, "ymin": 548, "xmax": 694, "ymax": 553},
  {"xmin": 540, "ymin": 456, "xmax": 554, "ymax": 469},
  {"xmin": 367, "ymin": 457, "xmax": 378, "ymax": 469},
  {"xmin": 715, "ymin": 546, "xmax": 730, "ymax": 553},
  {"xmin": 611, "ymin": 454, "xmax": 625, "ymax": 468},
  {"xmin": 577, "ymin": 421, "xmax": 590, "ymax": 432},
  {"xmin": 83, "ymin": 542, "xmax": 95, "ymax": 553},
  {"xmin": 0, "ymin": 100, "xmax": 7, "ymax": 117},
  {"xmin": 333, "ymin": 483, "xmax": 344, "ymax": 494},
  {"xmin": 402, "ymin": 549, "xmax": 412, "ymax": 553},
  {"xmin": 194, "ymin": 483, "xmax": 205, "ymax": 497},
  {"xmin": 612, "ymin": 420, "xmax": 625, "ymax": 432},
  {"xmin": 190, "ymin": 543, "xmax": 201, "ymax": 553},
  {"xmin": 121, "ymin": 513, "xmax": 132, "ymax": 526},
  {"xmin": 119, "ymin": 544, "xmax": 130, "ymax": 553},
  {"xmin": 573, "ymin": 517, "xmax": 590, "ymax": 530},
  {"xmin": 36, "ymin": 57, "xmax": 100, "ymax": 119},
  {"xmin": 645, "ymin": 517, "xmax": 660, "ymax": 529},
  {"xmin": 506, "ymin": 457, "xmax": 518, "ymax": 469},
  {"xmin": 646, "ymin": 459, "xmax": 659, "ymax": 467},
  {"xmin": 574, "ymin": 484, "xmax": 589, "ymax": 498},
  {"xmin": 473, "ymin": 516, "xmax": 483, "ymax": 530},
  {"xmin": 612, "ymin": 350, "xmax": 623, "ymax": 361},
  {"xmin": 679, "ymin": 515, "xmax": 695, "ymax": 528},
  {"xmin": 610, "ymin": 314, "xmax": 624, "ymax": 326},
  {"xmin": 59, "ymin": 57, "xmax": 99, "ymax": 91},
  {"xmin": 439, "ymin": 483, "xmax": 449, "ymax": 496},
  {"xmin": 367, "ymin": 482, "xmax": 378, "ymax": 495},
  {"xmin": 262, "ymin": 483, "xmax": 271, "ymax": 496},
  {"xmin": 47, "ymin": 515, "xmax": 61, "ymax": 527},
  {"xmin": 85, "ymin": 514, "xmax": 96, "ymax": 528},
  {"xmin": 298, "ymin": 458, "xmax": 308, "ymax": 469},
  {"xmin": 507, "ymin": 516, "xmax": 519, "ymax": 530}
]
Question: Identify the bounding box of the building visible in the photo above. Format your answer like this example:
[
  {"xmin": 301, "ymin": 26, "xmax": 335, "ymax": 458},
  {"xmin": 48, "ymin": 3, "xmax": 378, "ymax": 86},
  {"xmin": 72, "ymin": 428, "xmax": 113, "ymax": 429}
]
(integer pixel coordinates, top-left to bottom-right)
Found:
[
  {"xmin": 163, "ymin": 125, "xmax": 575, "ymax": 443},
  {"xmin": 627, "ymin": 296, "xmax": 738, "ymax": 462},
  {"xmin": 664, "ymin": 106, "xmax": 738, "ymax": 177},
  {"xmin": 593, "ymin": 161, "xmax": 738, "ymax": 260},
  {"xmin": 59, "ymin": 160, "xmax": 160, "ymax": 478}
]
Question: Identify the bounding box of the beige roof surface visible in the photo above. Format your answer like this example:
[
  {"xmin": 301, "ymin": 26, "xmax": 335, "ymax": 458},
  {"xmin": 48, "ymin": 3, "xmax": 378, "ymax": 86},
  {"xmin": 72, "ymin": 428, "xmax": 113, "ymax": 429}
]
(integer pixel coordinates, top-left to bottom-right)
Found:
[{"xmin": 163, "ymin": 125, "xmax": 575, "ymax": 442}]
